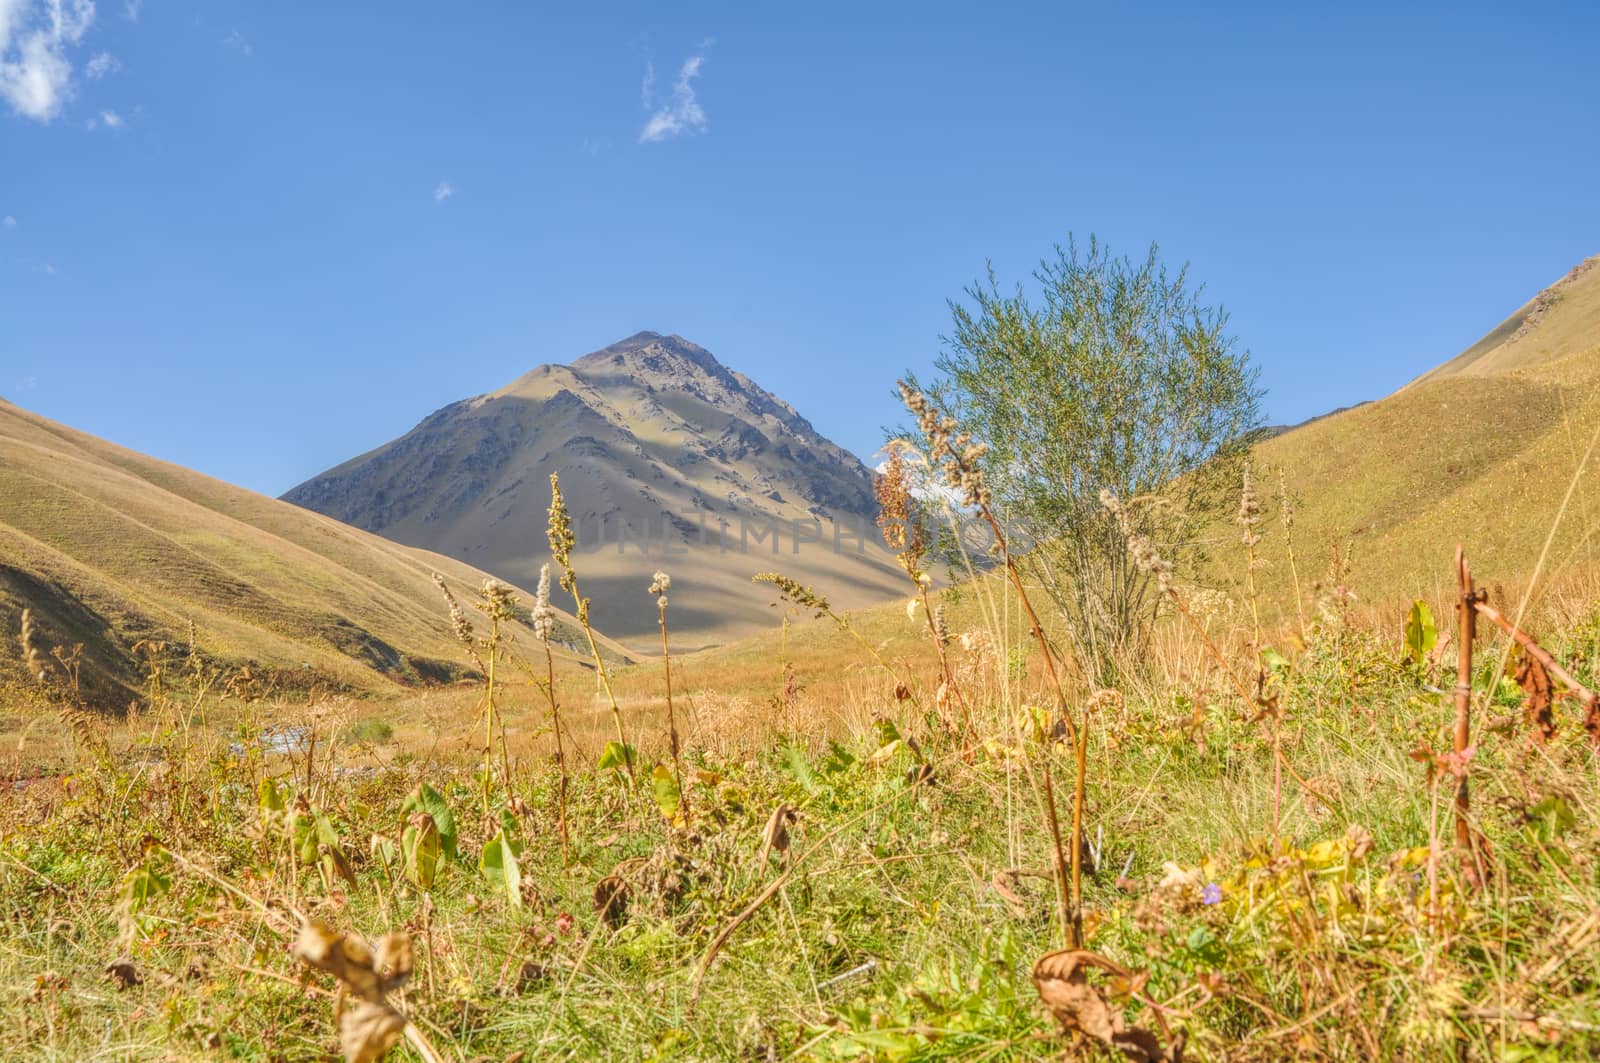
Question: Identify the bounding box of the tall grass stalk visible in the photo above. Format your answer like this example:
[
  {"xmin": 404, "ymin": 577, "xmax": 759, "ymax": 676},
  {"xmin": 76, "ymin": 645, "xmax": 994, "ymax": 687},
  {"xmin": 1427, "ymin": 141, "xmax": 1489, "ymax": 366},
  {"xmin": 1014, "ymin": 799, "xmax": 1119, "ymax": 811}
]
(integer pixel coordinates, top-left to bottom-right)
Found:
[
  {"xmin": 650, "ymin": 570, "xmax": 686, "ymax": 815},
  {"xmin": 530, "ymin": 564, "xmax": 570, "ymax": 863},
  {"xmin": 547, "ymin": 472, "xmax": 633, "ymax": 779},
  {"xmin": 899, "ymin": 381, "xmax": 1084, "ymax": 948}
]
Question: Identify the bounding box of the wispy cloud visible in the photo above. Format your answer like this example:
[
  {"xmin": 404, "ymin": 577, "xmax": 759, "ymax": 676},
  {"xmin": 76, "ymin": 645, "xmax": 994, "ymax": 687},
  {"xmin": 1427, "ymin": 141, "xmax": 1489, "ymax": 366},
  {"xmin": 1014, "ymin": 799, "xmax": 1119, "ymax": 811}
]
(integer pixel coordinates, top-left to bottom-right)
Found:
[
  {"xmin": 98, "ymin": 107, "xmax": 121, "ymax": 127},
  {"xmin": 433, "ymin": 180, "xmax": 454, "ymax": 203},
  {"xmin": 15, "ymin": 374, "xmax": 38, "ymax": 392},
  {"xmin": 639, "ymin": 46, "xmax": 711, "ymax": 144},
  {"xmin": 0, "ymin": 0, "xmax": 96, "ymax": 122},
  {"xmin": 221, "ymin": 28, "xmax": 252, "ymax": 56},
  {"xmin": 123, "ymin": 0, "xmax": 141, "ymax": 22},
  {"xmin": 86, "ymin": 50, "xmax": 119, "ymax": 79},
  {"xmin": 31, "ymin": 262, "xmax": 56, "ymax": 276},
  {"xmin": 2, "ymin": 215, "xmax": 15, "ymax": 229}
]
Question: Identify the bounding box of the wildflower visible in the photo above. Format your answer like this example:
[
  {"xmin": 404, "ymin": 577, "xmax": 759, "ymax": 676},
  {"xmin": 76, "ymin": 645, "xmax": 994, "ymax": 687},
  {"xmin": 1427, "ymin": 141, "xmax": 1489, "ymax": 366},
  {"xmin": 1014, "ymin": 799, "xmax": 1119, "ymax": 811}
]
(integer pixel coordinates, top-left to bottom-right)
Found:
[
  {"xmin": 531, "ymin": 564, "xmax": 555, "ymax": 643},
  {"xmin": 1201, "ymin": 883, "xmax": 1223, "ymax": 906},
  {"xmin": 554, "ymin": 912, "xmax": 575, "ymax": 936}
]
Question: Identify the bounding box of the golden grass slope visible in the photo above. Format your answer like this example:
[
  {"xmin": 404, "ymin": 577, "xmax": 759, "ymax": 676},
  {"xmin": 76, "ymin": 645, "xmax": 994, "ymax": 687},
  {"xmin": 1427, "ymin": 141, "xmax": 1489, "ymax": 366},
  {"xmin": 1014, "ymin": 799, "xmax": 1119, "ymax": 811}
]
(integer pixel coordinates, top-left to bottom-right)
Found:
[
  {"xmin": 1251, "ymin": 254, "xmax": 1600, "ymax": 611},
  {"xmin": 0, "ymin": 399, "xmax": 623, "ymax": 706}
]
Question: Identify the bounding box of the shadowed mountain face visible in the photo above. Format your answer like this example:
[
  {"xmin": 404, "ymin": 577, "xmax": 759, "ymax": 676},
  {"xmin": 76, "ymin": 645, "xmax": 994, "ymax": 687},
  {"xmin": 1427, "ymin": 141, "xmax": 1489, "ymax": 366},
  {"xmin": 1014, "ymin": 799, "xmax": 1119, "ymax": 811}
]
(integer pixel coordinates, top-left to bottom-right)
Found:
[{"xmin": 283, "ymin": 333, "xmax": 908, "ymax": 648}]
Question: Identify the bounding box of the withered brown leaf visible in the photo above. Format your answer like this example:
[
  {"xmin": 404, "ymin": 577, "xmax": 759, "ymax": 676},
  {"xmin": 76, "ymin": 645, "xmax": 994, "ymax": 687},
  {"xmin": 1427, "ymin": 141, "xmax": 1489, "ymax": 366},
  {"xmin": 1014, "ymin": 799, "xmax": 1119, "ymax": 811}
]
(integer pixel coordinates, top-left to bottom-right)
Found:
[
  {"xmin": 594, "ymin": 874, "xmax": 629, "ymax": 929},
  {"xmin": 1032, "ymin": 949, "xmax": 1181, "ymax": 1062},
  {"xmin": 1515, "ymin": 652, "xmax": 1557, "ymax": 743},
  {"xmin": 759, "ymin": 804, "xmax": 798, "ymax": 867}
]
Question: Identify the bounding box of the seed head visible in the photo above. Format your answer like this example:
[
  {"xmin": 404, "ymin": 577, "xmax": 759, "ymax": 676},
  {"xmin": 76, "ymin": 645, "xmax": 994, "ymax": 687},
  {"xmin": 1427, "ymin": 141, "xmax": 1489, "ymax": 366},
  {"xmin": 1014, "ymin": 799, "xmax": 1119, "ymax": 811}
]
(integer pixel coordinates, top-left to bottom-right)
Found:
[
  {"xmin": 432, "ymin": 573, "xmax": 485, "ymax": 670},
  {"xmin": 1100, "ymin": 489, "xmax": 1174, "ymax": 595},
  {"xmin": 546, "ymin": 473, "xmax": 577, "ymax": 594},
  {"xmin": 649, "ymin": 570, "xmax": 671, "ymax": 609},
  {"xmin": 753, "ymin": 572, "xmax": 830, "ymax": 617},
  {"xmin": 19, "ymin": 608, "xmax": 51, "ymax": 683},
  {"xmin": 897, "ymin": 382, "xmax": 990, "ymax": 509},
  {"xmin": 531, "ymin": 564, "xmax": 556, "ymax": 643},
  {"xmin": 478, "ymin": 578, "xmax": 519, "ymax": 624},
  {"xmin": 1238, "ymin": 463, "xmax": 1262, "ymax": 551}
]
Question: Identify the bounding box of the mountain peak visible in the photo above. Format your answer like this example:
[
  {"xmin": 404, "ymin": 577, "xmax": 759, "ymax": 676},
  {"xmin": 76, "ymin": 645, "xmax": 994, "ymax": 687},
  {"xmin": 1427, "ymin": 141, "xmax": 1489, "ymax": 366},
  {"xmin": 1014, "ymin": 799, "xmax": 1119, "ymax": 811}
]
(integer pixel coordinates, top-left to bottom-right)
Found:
[
  {"xmin": 572, "ymin": 331, "xmax": 730, "ymax": 379},
  {"xmin": 284, "ymin": 333, "xmax": 903, "ymax": 650}
]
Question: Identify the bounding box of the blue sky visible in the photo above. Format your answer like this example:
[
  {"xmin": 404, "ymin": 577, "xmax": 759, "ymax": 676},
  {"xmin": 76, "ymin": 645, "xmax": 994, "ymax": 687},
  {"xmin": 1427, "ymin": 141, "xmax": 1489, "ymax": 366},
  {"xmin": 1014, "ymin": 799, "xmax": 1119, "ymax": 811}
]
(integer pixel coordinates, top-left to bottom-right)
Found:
[{"xmin": 3, "ymin": 1, "xmax": 1598, "ymax": 496}]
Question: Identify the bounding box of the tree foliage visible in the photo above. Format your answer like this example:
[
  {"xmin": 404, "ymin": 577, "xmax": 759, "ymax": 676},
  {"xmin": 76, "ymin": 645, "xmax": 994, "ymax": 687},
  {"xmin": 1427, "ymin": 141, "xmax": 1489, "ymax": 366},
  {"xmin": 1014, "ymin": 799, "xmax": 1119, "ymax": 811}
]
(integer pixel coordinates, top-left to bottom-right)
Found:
[{"xmin": 914, "ymin": 236, "xmax": 1262, "ymax": 677}]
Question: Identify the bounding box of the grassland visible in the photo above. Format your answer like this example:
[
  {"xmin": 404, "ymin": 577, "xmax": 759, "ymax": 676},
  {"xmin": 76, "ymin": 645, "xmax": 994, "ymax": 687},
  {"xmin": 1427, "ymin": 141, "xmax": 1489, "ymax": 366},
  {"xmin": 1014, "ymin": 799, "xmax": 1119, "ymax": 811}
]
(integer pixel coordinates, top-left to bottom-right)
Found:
[{"xmin": 3, "ymin": 502, "xmax": 1599, "ymax": 1060}]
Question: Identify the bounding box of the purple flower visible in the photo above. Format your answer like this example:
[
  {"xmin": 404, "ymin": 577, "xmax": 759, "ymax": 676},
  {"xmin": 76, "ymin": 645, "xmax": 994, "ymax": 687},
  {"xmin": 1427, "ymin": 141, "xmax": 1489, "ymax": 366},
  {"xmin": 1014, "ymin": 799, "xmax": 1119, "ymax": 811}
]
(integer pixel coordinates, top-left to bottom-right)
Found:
[{"xmin": 1201, "ymin": 883, "xmax": 1223, "ymax": 906}]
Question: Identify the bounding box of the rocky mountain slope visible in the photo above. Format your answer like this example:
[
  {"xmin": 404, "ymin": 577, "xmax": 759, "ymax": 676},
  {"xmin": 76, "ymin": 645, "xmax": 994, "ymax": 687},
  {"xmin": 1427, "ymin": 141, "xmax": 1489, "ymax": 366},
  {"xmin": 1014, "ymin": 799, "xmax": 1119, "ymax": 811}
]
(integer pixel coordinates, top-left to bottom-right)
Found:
[
  {"xmin": 283, "ymin": 333, "xmax": 908, "ymax": 648},
  {"xmin": 0, "ymin": 400, "xmax": 615, "ymax": 707}
]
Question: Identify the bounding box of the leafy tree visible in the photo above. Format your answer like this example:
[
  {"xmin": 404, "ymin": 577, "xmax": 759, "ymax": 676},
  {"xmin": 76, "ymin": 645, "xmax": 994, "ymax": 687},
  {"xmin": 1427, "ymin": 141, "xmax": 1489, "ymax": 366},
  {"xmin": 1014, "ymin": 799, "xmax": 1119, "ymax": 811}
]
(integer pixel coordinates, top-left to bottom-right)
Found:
[{"xmin": 910, "ymin": 236, "xmax": 1262, "ymax": 679}]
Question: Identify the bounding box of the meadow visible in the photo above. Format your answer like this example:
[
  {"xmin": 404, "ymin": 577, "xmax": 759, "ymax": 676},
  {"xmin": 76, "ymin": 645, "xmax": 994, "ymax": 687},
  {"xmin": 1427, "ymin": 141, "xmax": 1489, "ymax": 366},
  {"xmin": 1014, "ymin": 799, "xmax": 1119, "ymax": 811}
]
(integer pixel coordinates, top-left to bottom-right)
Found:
[{"xmin": 3, "ymin": 425, "xmax": 1600, "ymax": 1063}]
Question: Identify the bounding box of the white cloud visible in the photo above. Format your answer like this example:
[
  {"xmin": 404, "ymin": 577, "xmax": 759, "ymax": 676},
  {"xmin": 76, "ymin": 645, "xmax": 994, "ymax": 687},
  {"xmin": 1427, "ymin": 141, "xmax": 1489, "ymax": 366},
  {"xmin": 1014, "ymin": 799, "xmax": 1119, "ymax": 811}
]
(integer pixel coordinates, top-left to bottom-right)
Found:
[
  {"xmin": 433, "ymin": 180, "xmax": 453, "ymax": 203},
  {"xmin": 2, "ymin": 214, "xmax": 15, "ymax": 228},
  {"xmin": 123, "ymin": 0, "xmax": 139, "ymax": 20},
  {"xmin": 0, "ymin": 0, "xmax": 97, "ymax": 122},
  {"xmin": 221, "ymin": 28, "xmax": 252, "ymax": 56},
  {"xmin": 639, "ymin": 49, "xmax": 709, "ymax": 144},
  {"xmin": 85, "ymin": 49, "xmax": 117, "ymax": 78},
  {"xmin": 98, "ymin": 106, "xmax": 119, "ymax": 126},
  {"xmin": 15, "ymin": 374, "xmax": 38, "ymax": 392},
  {"xmin": 31, "ymin": 262, "xmax": 56, "ymax": 275}
]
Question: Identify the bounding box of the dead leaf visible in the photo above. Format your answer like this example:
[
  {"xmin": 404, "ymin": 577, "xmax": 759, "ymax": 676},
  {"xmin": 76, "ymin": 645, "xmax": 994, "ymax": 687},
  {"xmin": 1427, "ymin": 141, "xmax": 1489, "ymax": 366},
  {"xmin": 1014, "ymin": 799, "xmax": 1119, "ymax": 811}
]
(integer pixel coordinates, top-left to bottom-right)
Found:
[
  {"xmin": 293, "ymin": 921, "xmax": 415, "ymax": 1063},
  {"xmin": 1032, "ymin": 949, "xmax": 1181, "ymax": 1062},
  {"xmin": 594, "ymin": 875, "xmax": 629, "ymax": 929},
  {"xmin": 104, "ymin": 958, "xmax": 141, "ymax": 990},
  {"xmin": 1515, "ymin": 652, "xmax": 1557, "ymax": 743},
  {"xmin": 339, "ymin": 999, "xmax": 406, "ymax": 1063},
  {"xmin": 759, "ymin": 805, "xmax": 797, "ymax": 867},
  {"xmin": 990, "ymin": 870, "xmax": 1031, "ymax": 917}
]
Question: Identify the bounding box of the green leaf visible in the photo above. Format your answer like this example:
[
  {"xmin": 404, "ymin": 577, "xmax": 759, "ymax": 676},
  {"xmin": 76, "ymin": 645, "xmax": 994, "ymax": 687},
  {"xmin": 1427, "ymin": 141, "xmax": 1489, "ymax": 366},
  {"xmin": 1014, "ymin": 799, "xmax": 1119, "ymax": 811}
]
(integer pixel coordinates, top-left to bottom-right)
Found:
[
  {"xmin": 401, "ymin": 783, "xmax": 458, "ymax": 862},
  {"xmin": 402, "ymin": 815, "xmax": 442, "ymax": 889},
  {"xmin": 479, "ymin": 829, "xmax": 522, "ymax": 908},
  {"xmin": 651, "ymin": 764, "xmax": 681, "ymax": 821},
  {"xmin": 257, "ymin": 778, "xmax": 285, "ymax": 815},
  {"xmin": 1527, "ymin": 796, "xmax": 1576, "ymax": 842},
  {"xmin": 819, "ymin": 739, "xmax": 856, "ymax": 775},
  {"xmin": 597, "ymin": 740, "xmax": 636, "ymax": 773},
  {"xmin": 1405, "ymin": 600, "xmax": 1437, "ymax": 664},
  {"xmin": 782, "ymin": 743, "xmax": 823, "ymax": 796},
  {"xmin": 1260, "ymin": 647, "xmax": 1291, "ymax": 675},
  {"xmin": 117, "ymin": 857, "xmax": 171, "ymax": 939}
]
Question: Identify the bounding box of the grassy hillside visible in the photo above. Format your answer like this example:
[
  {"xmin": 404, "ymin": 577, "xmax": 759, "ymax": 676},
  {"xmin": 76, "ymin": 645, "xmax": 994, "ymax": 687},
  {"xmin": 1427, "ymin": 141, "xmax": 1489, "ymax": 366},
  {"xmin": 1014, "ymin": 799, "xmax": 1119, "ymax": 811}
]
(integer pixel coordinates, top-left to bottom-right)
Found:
[
  {"xmin": 1249, "ymin": 254, "xmax": 1600, "ymax": 614},
  {"xmin": 0, "ymin": 399, "xmax": 626, "ymax": 706}
]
